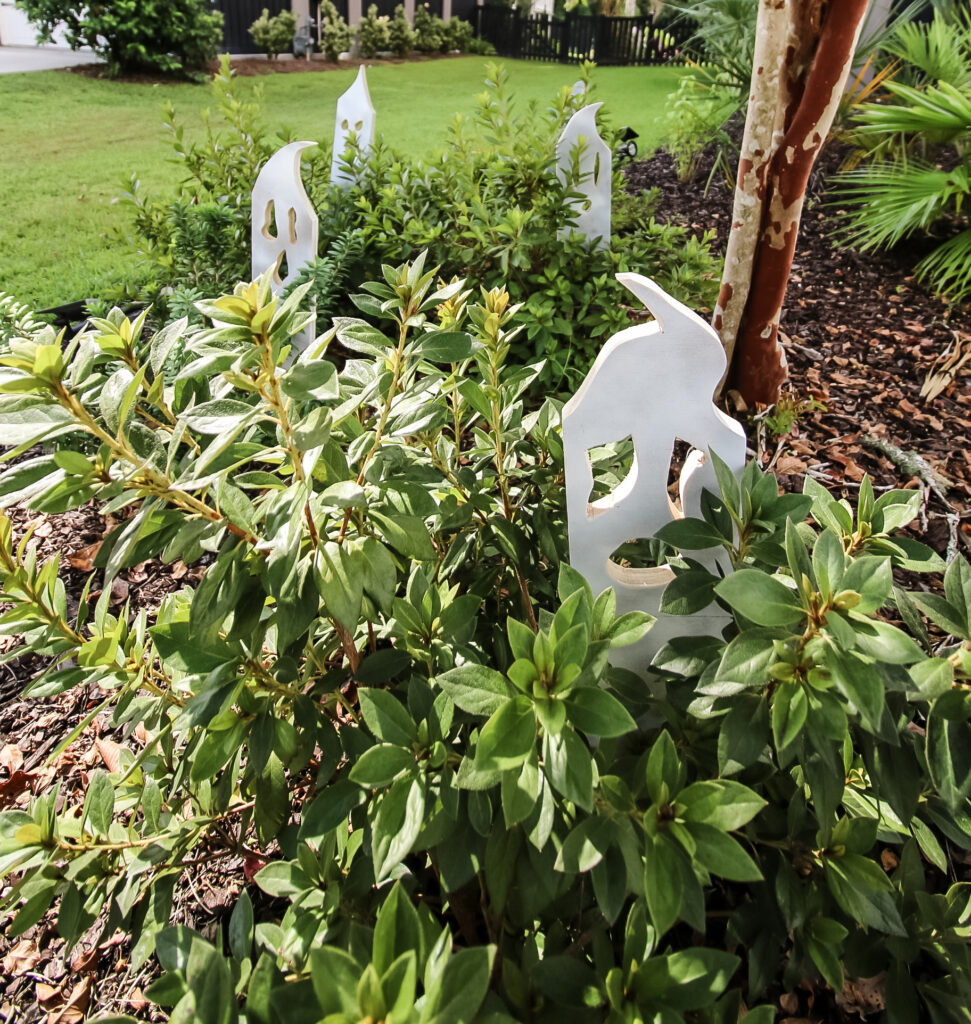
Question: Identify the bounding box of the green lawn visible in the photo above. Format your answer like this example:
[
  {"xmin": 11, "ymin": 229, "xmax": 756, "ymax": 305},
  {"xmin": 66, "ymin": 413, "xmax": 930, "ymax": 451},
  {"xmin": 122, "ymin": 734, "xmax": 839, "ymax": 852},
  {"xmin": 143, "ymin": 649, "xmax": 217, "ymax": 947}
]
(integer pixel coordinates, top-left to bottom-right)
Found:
[{"xmin": 0, "ymin": 57, "xmax": 683, "ymax": 309}]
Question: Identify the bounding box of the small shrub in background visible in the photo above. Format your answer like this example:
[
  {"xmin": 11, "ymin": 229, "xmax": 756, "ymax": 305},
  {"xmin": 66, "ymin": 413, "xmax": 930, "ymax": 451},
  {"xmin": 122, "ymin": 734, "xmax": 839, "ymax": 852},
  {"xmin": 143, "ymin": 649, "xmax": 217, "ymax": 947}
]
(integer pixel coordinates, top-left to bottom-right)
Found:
[
  {"xmin": 446, "ymin": 16, "xmax": 474, "ymax": 52},
  {"xmin": 248, "ymin": 7, "xmax": 298, "ymax": 58},
  {"xmin": 319, "ymin": 0, "xmax": 352, "ymax": 60},
  {"xmin": 413, "ymin": 1, "xmax": 446, "ymax": 52},
  {"xmin": 387, "ymin": 4, "xmax": 415, "ymax": 56},
  {"xmin": 14, "ymin": 0, "xmax": 223, "ymax": 77},
  {"xmin": 357, "ymin": 3, "xmax": 391, "ymax": 57}
]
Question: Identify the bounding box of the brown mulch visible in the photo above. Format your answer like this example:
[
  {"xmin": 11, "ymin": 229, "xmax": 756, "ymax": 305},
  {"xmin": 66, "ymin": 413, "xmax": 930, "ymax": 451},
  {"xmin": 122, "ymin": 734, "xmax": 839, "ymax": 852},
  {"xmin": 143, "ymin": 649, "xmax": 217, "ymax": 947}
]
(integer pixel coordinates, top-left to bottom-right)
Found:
[
  {"xmin": 1, "ymin": 136, "xmax": 970, "ymax": 1022},
  {"xmin": 625, "ymin": 143, "xmax": 971, "ymax": 561},
  {"xmin": 65, "ymin": 51, "xmax": 466, "ymax": 85}
]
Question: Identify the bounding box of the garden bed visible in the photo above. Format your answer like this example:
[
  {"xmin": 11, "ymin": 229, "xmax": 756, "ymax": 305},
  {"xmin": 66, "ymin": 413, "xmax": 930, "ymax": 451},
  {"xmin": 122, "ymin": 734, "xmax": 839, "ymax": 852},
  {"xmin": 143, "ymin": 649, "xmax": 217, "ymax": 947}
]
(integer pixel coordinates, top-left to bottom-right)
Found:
[{"xmin": 1, "ymin": 144, "xmax": 969, "ymax": 1022}]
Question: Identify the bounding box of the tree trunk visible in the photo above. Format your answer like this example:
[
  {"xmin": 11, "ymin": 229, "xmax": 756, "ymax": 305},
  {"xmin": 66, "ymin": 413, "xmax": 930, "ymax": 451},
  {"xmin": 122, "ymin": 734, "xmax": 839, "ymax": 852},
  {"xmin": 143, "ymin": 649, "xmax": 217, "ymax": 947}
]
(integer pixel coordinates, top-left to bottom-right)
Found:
[{"xmin": 715, "ymin": 0, "xmax": 870, "ymax": 406}]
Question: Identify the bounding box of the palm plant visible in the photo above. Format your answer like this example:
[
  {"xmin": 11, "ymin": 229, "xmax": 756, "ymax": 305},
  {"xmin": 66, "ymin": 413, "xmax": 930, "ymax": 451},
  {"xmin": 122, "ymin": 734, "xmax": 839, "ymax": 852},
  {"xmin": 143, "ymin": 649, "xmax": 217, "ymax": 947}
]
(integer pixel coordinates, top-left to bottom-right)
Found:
[{"xmin": 833, "ymin": 9, "xmax": 971, "ymax": 303}]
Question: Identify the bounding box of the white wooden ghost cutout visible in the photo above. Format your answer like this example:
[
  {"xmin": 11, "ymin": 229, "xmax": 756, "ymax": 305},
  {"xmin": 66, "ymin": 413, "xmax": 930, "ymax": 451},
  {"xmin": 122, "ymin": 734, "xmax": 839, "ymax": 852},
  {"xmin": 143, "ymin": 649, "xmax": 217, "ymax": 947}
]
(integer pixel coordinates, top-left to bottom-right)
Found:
[
  {"xmin": 251, "ymin": 140, "xmax": 319, "ymax": 295},
  {"xmin": 562, "ymin": 274, "xmax": 747, "ymax": 689},
  {"xmin": 331, "ymin": 65, "xmax": 376, "ymax": 188},
  {"xmin": 556, "ymin": 102, "xmax": 611, "ymax": 251}
]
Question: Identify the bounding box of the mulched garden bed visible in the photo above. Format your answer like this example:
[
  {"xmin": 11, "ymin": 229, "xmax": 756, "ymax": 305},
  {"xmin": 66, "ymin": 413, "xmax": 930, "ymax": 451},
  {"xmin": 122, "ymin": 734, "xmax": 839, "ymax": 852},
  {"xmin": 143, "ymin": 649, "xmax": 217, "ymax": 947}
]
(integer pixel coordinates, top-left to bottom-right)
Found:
[{"xmin": 1, "ymin": 138, "xmax": 969, "ymax": 1023}]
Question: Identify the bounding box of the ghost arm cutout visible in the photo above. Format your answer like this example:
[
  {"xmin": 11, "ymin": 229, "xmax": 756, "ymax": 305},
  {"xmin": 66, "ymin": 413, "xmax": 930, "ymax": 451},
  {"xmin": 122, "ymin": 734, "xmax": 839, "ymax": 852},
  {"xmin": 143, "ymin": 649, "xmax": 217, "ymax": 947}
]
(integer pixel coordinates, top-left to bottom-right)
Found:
[
  {"xmin": 556, "ymin": 102, "xmax": 612, "ymax": 251},
  {"xmin": 563, "ymin": 274, "xmax": 747, "ymax": 684}
]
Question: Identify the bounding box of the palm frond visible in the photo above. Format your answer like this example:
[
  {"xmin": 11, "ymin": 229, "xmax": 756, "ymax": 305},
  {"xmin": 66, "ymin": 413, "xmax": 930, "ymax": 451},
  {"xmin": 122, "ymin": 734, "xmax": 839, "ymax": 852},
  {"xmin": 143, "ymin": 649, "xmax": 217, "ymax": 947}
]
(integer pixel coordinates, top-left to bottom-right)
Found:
[
  {"xmin": 851, "ymin": 80, "xmax": 971, "ymax": 145},
  {"xmin": 886, "ymin": 7, "xmax": 971, "ymax": 89},
  {"xmin": 916, "ymin": 226, "xmax": 971, "ymax": 302},
  {"xmin": 832, "ymin": 161, "xmax": 970, "ymax": 249}
]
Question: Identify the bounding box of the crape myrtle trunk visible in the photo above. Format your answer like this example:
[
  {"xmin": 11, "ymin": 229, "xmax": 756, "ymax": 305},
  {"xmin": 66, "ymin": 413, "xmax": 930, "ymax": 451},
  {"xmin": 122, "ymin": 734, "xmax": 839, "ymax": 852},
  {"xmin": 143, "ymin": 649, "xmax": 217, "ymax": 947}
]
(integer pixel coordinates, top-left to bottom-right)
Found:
[{"xmin": 714, "ymin": 0, "xmax": 870, "ymax": 406}]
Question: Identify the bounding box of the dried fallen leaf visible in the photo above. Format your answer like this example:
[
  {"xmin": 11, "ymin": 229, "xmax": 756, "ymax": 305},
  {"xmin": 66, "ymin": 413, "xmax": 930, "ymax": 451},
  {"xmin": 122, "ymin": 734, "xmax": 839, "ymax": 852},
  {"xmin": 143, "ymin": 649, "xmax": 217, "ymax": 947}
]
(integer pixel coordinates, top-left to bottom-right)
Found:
[
  {"xmin": 67, "ymin": 541, "xmax": 102, "ymax": 571},
  {"xmin": 94, "ymin": 738, "xmax": 124, "ymax": 774},
  {"xmin": 880, "ymin": 848, "xmax": 900, "ymax": 871},
  {"xmin": 835, "ymin": 974, "xmax": 886, "ymax": 1019},
  {"xmin": 0, "ymin": 743, "xmax": 24, "ymax": 773},
  {"xmin": 779, "ymin": 992, "xmax": 800, "ymax": 1014},
  {"xmin": 47, "ymin": 976, "xmax": 92, "ymax": 1024},
  {"xmin": 0, "ymin": 770, "xmax": 37, "ymax": 807},
  {"xmin": 776, "ymin": 455, "xmax": 808, "ymax": 475},
  {"xmin": 2, "ymin": 938, "xmax": 41, "ymax": 977}
]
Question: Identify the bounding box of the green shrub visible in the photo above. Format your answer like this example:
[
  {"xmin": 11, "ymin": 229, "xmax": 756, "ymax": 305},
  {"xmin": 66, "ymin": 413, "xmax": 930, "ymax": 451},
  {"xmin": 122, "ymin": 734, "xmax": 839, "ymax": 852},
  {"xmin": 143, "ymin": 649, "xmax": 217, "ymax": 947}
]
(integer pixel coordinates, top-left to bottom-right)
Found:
[
  {"xmin": 413, "ymin": 1, "xmax": 446, "ymax": 52},
  {"xmin": 1, "ymin": 257, "xmax": 970, "ymax": 1022},
  {"xmin": 446, "ymin": 15, "xmax": 475, "ymax": 52},
  {"xmin": 466, "ymin": 34, "xmax": 497, "ymax": 56},
  {"xmin": 323, "ymin": 64, "xmax": 720, "ymax": 384},
  {"xmin": 0, "ymin": 292, "xmax": 45, "ymax": 350},
  {"xmin": 122, "ymin": 62, "xmax": 719, "ymax": 386},
  {"xmin": 14, "ymin": 0, "xmax": 223, "ymax": 77},
  {"xmin": 387, "ymin": 3, "xmax": 415, "ymax": 56},
  {"xmin": 319, "ymin": 0, "xmax": 352, "ymax": 60},
  {"xmin": 248, "ymin": 7, "xmax": 298, "ymax": 59},
  {"xmin": 358, "ymin": 3, "xmax": 391, "ymax": 57}
]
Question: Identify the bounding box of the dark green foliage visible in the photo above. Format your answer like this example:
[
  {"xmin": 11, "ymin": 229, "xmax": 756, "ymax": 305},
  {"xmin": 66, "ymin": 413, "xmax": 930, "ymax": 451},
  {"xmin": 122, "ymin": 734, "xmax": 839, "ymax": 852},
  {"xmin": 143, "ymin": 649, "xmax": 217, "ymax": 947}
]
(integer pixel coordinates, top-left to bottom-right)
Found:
[
  {"xmin": 248, "ymin": 7, "xmax": 298, "ymax": 59},
  {"xmin": 413, "ymin": 1, "xmax": 447, "ymax": 52},
  {"xmin": 1, "ymin": 259, "xmax": 970, "ymax": 1022},
  {"xmin": 357, "ymin": 3, "xmax": 390, "ymax": 58},
  {"xmin": 14, "ymin": 0, "xmax": 223, "ymax": 77},
  {"xmin": 319, "ymin": 0, "xmax": 352, "ymax": 60},
  {"xmin": 387, "ymin": 4, "xmax": 415, "ymax": 56}
]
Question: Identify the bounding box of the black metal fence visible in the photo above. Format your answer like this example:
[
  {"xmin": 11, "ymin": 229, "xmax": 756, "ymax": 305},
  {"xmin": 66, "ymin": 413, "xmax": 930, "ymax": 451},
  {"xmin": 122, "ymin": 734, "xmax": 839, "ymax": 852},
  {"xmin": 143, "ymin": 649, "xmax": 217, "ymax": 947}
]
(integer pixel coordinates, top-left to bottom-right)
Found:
[
  {"xmin": 475, "ymin": 6, "xmax": 690, "ymax": 66},
  {"xmin": 213, "ymin": 0, "xmax": 290, "ymax": 52}
]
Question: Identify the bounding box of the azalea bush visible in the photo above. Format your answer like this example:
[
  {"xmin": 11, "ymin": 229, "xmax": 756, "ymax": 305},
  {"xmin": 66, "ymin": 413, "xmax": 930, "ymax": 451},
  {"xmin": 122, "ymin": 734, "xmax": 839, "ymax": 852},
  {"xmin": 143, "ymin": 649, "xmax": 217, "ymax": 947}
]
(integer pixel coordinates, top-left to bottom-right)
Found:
[{"xmin": 1, "ymin": 258, "xmax": 970, "ymax": 1022}]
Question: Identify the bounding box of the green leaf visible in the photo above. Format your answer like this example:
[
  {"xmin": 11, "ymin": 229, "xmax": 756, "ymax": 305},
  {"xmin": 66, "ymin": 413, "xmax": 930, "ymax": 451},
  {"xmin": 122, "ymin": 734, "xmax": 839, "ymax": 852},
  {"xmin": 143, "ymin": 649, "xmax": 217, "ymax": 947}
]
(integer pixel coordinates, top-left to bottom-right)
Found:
[
  {"xmin": 372, "ymin": 882, "xmax": 423, "ymax": 977},
  {"xmin": 911, "ymin": 591, "xmax": 968, "ymax": 639},
  {"xmin": 310, "ymin": 946, "xmax": 362, "ymax": 1016},
  {"xmin": 83, "ymin": 769, "xmax": 114, "ymax": 838},
  {"xmin": 435, "ymin": 665, "xmax": 514, "ymax": 716},
  {"xmin": 228, "ymin": 890, "xmax": 254, "ymax": 962},
  {"xmin": 317, "ymin": 541, "xmax": 363, "ymax": 632},
  {"xmin": 358, "ymin": 689, "xmax": 418, "ymax": 747},
  {"xmin": 372, "ymin": 775, "xmax": 424, "ymax": 882},
  {"xmin": 824, "ymin": 854, "xmax": 907, "ymax": 936},
  {"xmin": 349, "ymin": 743, "xmax": 415, "ymax": 788},
  {"xmin": 636, "ymin": 947, "xmax": 740, "ymax": 1011},
  {"xmin": 825, "ymin": 647, "xmax": 884, "ymax": 731},
  {"xmin": 685, "ymin": 822, "xmax": 762, "ymax": 881},
  {"xmin": 771, "ymin": 682, "xmax": 808, "ymax": 751},
  {"xmin": 182, "ymin": 398, "xmax": 258, "ymax": 435},
  {"xmin": 677, "ymin": 780, "xmax": 766, "ymax": 831},
  {"xmin": 427, "ymin": 945, "xmax": 495, "ymax": 1024},
  {"xmin": 654, "ymin": 517, "xmax": 727, "ymax": 550},
  {"xmin": 415, "ymin": 331, "xmax": 476, "ymax": 362},
  {"xmin": 501, "ymin": 755, "xmax": 540, "ymax": 827},
  {"xmin": 644, "ymin": 833, "xmax": 683, "ymax": 937},
  {"xmin": 717, "ymin": 694, "xmax": 769, "ymax": 775},
  {"xmin": 299, "ymin": 779, "xmax": 366, "ymax": 842},
  {"xmin": 714, "ymin": 570, "xmax": 805, "ymax": 627},
  {"xmin": 369, "ymin": 510, "xmax": 437, "ymax": 561},
  {"xmin": 926, "ymin": 691, "xmax": 971, "ymax": 811},
  {"xmin": 565, "ymin": 687, "xmax": 636, "ymax": 738},
  {"xmin": 660, "ymin": 569, "xmax": 717, "ymax": 615},
  {"xmin": 253, "ymin": 860, "xmax": 313, "ymax": 899},
  {"xmin": 476, "ymin": 696, "xmax": 536, "ymax": 770},
  {"xmin": 545, "ymin": 727, "xmax": 595, "ymax": 812},
  {"xmin": 280, "ymin": 359, "xmax": 339, "ymax": 401}
]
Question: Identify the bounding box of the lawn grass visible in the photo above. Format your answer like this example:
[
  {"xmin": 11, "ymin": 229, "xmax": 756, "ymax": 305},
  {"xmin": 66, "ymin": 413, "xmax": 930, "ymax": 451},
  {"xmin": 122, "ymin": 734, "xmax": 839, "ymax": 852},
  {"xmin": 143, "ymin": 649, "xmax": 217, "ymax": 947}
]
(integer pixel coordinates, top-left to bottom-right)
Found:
[{"xmin": 0, "ymin": 57, "xmax": 683, "ymax": 309}]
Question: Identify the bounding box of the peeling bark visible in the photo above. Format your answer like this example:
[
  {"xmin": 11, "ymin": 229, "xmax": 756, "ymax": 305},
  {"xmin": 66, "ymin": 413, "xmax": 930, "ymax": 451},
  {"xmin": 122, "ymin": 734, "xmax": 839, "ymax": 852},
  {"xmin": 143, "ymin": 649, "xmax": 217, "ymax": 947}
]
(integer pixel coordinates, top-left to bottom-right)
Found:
[
  {"xmin": 715, "ymin": 0, "xmax": 870, "ymax": 406},
  {"xmin": 712, "ymin": 0, "xmax": 788, "ymax": 361}
]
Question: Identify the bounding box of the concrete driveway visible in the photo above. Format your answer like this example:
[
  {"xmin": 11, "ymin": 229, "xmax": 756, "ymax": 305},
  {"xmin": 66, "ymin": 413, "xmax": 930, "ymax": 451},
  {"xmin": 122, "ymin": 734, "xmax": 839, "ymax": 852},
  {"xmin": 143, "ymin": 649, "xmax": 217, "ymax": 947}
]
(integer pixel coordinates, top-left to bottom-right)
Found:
[{"xmin": 0, "ymin": 45, "xmax": 101, "ymax": 73}]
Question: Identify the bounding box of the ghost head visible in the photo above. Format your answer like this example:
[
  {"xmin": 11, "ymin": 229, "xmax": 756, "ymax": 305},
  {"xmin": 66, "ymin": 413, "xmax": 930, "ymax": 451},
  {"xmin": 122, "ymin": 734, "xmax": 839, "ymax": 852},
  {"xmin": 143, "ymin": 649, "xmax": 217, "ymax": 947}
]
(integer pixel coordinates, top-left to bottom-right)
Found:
[
  {"xmin": 251, "ymin": 141, "xmax": 319, "ymax": 295},
  {"xmin": 331, "ymin": 65, "xmax": 376, "ymax": 188},
  {"xmin": 556, "ymin": 102, "xmax": 612, "ymax": 251}
]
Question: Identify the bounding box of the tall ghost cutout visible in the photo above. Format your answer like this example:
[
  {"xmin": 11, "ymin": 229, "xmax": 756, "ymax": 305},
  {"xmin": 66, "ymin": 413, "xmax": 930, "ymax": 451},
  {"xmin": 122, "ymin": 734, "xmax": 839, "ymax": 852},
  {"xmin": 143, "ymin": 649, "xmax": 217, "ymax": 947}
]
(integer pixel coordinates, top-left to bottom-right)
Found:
[
  {"xmin": 562, "ymin": 274, "xmax": 747, "ymax": 688},
  {"xmin": 331, "ymin": 65, "xmax": 376, "ymax": 188},
  {"xmin": 556, "ymin": 102, "xmax": 611, "ymax": 251},
  {"xmin": 251, "ymin": 140, "xmax": 319, "ymax": 295}
]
